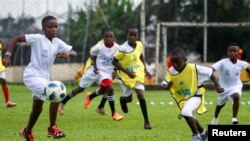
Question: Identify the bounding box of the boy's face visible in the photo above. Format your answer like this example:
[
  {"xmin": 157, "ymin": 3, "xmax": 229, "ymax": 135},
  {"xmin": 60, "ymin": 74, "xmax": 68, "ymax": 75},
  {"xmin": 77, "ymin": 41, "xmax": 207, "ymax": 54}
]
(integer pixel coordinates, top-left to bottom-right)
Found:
[
  {"xmin": 228, "ymin": 45, "xmax": 239, "ymax": 60},
  {"xmin": 103, "ymin": 31, "xmax": 114, "ymax": 47},
  {"xmin": 171, "ymin": 53, "xmax": 186, "ymax": 71},
  {"xmin": 42, "ymin": 19, "xmax": 58, "ymax": 39},
  {"xmin": 127, "ymin": 28, "xmax": 139, "ymax": 45}
]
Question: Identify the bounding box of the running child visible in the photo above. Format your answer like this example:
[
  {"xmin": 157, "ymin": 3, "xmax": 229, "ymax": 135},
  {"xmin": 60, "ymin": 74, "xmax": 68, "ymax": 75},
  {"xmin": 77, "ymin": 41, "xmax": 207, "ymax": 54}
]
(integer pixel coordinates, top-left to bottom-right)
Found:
[{"xmin": 162, "ymin": 47, "xmax": 224, "ymax": 141}]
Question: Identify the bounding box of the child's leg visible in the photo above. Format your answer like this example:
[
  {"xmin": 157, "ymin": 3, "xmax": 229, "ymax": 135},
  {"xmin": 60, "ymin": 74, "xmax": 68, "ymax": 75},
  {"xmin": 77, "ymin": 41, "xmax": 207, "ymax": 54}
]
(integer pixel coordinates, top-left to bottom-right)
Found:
[
  {"xmin": 50, "ymin": 102, "xmax": 60, "ymax": 127},
  {"xmin": 97, "ymin": 95, "xmax": 107, "ymax": 109},
  {"xmin": 211, "ymin": 93, "xmax": 227, "ymax": 125},
  {"xmin": 48, "ymin": 102, "xmax": 65, "ymax": 138},
  {"xmin": 135, "ymin": 89, "xmax": 151, "ymax": 129},
  {"xmin": 59, "ymin": 87, "xmax": 85, "ymax": 114},
  {"xmin": 181, "ymin": 97, "xmax": 201, "ymax": 135},
  {"xmin": 0, "ymin": 78, "xmax": 9, "ymax": 102},
  {"xmin": 232, "ymin": 93, "xmax": 240, "ymax": 124},
  {"xmin": 61, "ymin": 87, "xmax": 85, "ymax": 105},
  {"xmin": 96, "ymin": 95, "xmax": 109, "ymax": 115},
  {"xmin": 26, "ymin": 98, "xmax": 44, "ymax": 133},
  {"xmin": 183, "ymin": 116, "xmax": 199, "ymax": 135},
  {"xmin": 232, "ymin": 93, "xmax": 240, "ymax": 118}
]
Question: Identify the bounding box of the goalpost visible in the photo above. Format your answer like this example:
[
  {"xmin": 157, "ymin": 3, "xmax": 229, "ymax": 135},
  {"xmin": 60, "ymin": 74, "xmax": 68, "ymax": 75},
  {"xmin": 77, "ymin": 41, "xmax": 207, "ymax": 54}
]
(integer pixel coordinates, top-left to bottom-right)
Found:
[{"xmin": 154, "ymin": 21, "xmax": 250, "ymax": 83}]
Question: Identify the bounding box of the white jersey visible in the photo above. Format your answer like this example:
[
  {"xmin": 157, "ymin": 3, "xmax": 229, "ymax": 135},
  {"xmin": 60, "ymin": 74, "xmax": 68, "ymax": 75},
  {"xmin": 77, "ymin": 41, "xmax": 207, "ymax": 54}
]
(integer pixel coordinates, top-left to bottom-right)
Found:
[
  {"xmin": 168, "ymin": 64, "xmax": 213, "ymax": 86},
  {"xmin": 212, "ymin": 58, "xmax": 248, "ymax": 91},
  {"xmin": 90, "ymin": 42, "xmax": 119, "ymax": 80},
  {"xmin": 24, "ymin": 34, "xmax": 72, "ymax": 80},
  {"xmin": 119, "ymin": 41, "xmax": 141, "ymax": 53}
]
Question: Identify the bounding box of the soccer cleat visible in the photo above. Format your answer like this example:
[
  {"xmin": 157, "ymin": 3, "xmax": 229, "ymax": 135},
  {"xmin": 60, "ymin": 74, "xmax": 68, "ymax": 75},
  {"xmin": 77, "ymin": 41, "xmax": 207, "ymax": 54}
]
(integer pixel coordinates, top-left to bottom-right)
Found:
[
  {"xmin": 96, "ymin": 108, "xmax": 109, "ymax": 115},
  {"xmin": 232, "ymin": 118, "xmax": 239, "ymax": 125},
  {"xmin": 84, "ymin": 92, "xmax": 92, "ymax": 109},
  {"xmin": 144, "ymin": 122, "xmax": 152, "ymax": 130},
  {"xmin": 192, "ymin": 134, "xmax": 202, "ymax": 141},
  {"xmin": 58, "ymin": 103, "xmax": 64, "ymax": 115},
  {"xmin": 210, "ymin": 117, "xmax": 218, "ymax": 125},
  {"xmin": 112, "ymin": 112, "xmax": 123, "ymax": 121},
  {"xmin": 120, "ymin": 96, "xmax": 128, "ymax": 113},
  {"xmin": 47, "ymin": 125, "xmax": 65, "ymax": 139},
  {"xmin": 19, "ymin": 128, "xmax": 34, "ymax": 141},
  {"xmin": 200, "ymin": 129, "xmax": 208, "ymax": 141},
  {"xmin": 6, "ymin": 101, "xmax": 16, "ymax": 108}
]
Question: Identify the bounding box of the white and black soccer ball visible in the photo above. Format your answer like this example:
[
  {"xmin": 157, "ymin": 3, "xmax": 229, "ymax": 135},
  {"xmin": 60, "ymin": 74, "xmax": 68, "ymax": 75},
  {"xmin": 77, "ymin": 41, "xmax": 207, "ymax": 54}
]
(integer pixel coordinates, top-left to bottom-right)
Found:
[{"xmin": 44, "ymin": 81, "xmax": 66, "ymax": 102}]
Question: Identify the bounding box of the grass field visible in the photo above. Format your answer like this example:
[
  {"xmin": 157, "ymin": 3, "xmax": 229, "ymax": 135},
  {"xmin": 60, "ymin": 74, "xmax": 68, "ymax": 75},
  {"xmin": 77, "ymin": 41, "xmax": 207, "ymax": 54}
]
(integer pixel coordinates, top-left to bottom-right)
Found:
[{"xmin": 1, "ymin": 83, "xmax": 250, "ymax": 141}]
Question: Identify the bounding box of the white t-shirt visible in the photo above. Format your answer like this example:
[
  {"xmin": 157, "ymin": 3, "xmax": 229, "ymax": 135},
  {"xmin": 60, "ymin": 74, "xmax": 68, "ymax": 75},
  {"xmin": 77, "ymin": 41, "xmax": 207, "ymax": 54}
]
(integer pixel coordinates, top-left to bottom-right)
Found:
[
  {"xmin": 146, "ymin": 63, "xmax": 156, "ymax": 76},
  {"xmin": 24, "ymin": 34, "xmax": 72, "ymax": 80},
  {"xmin": 212, "ymin": 58, "xmax": 248, "ymax": 91},
  {"xmin": 90, "ymin": 42, "xmax": 119, "ymax": 80},
  {"xmin": 119, "ymin": 41, "xmax": 141, "ymax": 53}
]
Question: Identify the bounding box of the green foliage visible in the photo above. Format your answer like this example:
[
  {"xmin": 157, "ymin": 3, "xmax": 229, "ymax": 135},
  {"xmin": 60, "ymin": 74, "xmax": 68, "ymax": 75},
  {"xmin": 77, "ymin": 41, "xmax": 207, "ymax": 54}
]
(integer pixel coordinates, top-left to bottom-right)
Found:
[
  {"xmin": 1, "ymin": 84, "xmax": 250, "ymax": 141},
  {"xmin": 68, "ymin": 0, "xmax": 140, "ymax": 62}
]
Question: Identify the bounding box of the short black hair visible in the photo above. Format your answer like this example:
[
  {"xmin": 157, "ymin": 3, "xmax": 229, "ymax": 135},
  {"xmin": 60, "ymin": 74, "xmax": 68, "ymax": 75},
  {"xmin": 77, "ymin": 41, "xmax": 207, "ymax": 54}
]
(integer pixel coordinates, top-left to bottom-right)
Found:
[
  {"xmin": 101, "ymin": 27, "xmax": 113, "ymax": 36},
  {"xmin": 126, "ymin": 26, "xmax": 139, "ymax": 34},
  {"xmin": 170, "ymin": 47, "xmax": 186, "ymax": 58},
  {"xmin": 42, "ymin": 15, "xmax": 56, "ymax": 27}
]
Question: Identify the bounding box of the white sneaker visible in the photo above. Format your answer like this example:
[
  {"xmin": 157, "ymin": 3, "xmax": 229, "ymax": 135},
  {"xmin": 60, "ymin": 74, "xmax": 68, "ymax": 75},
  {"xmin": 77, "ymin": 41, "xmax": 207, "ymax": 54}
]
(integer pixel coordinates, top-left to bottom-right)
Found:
[
  {"xmin": 6, "ymin": 101, "xmax": 16, "ymax": 108},
  {"xmin": 210, "ymin": 117, "xmax": 218, "ymax": 125},
  {"xmin": 192, "ymin": 134, "xmax": 202, "ymax": 141},
  {"xmin": 232, "ymin": 118, "xmax": 239, "ymax": 125}
]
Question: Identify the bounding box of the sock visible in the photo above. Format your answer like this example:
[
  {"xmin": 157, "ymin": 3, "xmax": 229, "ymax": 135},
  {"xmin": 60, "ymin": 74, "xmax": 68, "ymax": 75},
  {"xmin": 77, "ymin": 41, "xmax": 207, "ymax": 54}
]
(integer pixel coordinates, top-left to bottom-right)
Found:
[
  {"xmin": 61, "ymin": 95, "xmax": 71, "ymax": 104},
  {"xmin": 139, "ymin": 99, "xmax": 149, "ymax": 123},
  {"xmin": 211, "ymin": 117, "xmax": 218, "ymax": 124},
  {"xmin": 89, "ymin": 91, "xmax": 98, "ymax": 100},
  {"xmin": 98, "ymin": 97, "xmax": 107, "ymax": 109},
  {"xmin": 107, "ymin": 94, "xmax": 115, "ymax": 115},
  {"xmin": 232, "ymin": 117, "xmax": 238, "ymax": 121},
  {"xmin": 3, "ymin": 86, "xmax": 9, "ymax": 103}
]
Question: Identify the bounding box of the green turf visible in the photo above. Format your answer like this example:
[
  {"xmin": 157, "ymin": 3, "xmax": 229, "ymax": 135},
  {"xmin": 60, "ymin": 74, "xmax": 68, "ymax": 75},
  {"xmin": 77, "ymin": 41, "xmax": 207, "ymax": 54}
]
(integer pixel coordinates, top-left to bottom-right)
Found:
[{"xmin": 1, "ymin": 83, "xmax": 250, "ymax": 141}]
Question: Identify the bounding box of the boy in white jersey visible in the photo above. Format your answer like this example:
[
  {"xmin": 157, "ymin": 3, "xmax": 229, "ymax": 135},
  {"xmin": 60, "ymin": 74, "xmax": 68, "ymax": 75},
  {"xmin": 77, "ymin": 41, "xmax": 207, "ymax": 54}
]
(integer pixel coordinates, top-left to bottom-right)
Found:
[
  {"xmin": 162, "ymin": 47, "xmax": 224, "ymax": 141},
  {"xmin": 60, "ymin": 28, "xmax": 123, "ymax": 121},
  {"xmin": 112, "ymin": 27, "xmax": 152, "ymax": 129},
  {"xmin": 0, "ymin": 40, "xmax": 16, "ymax": 107},
  {"xmin": 58, "ymin": 39, "xmax": 110, "ymax": 116},
  {"xmin": 3, "ymin": 15, "xmax": 77, "ymax": 141},
  {"xmin": 211, "ymin": 43, "xmax": 250, "ymax": 125}
]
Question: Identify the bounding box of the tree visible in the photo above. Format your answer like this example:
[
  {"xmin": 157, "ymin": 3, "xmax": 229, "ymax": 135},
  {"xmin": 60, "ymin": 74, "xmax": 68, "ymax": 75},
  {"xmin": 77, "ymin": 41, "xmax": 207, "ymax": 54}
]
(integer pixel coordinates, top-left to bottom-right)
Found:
[{"xmin": 68, "ymin": 0, "xmax": 141, "ymax": 62}]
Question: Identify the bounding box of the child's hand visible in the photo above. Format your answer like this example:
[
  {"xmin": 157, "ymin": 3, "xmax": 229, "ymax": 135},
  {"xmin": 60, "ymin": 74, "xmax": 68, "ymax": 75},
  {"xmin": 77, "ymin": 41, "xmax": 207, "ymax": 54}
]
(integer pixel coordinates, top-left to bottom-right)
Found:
[
  {"xmin": 127, "ymin": 71, "xmax": 136, "ymax": 78},
  {"xmin": 216, "ymin": 86, "xmax": 224, "ymax": 94},
  {"xmin": 2, "ymin": 56, "xmax": 11, "ymax": 67},
  {"xmin": 57, "ymin": 52, "xmax": 70, "ymax": 58},
  {"xmin": 112, "ymin": 71, "xmax": 117, "ymax": 80},
  {"xmin": 161, "ymin": 81, "xmax": 173, "ymax": 89},
  {"xmin": 94, "ymin": 68, "xmax": 99, "ymax": 74}
]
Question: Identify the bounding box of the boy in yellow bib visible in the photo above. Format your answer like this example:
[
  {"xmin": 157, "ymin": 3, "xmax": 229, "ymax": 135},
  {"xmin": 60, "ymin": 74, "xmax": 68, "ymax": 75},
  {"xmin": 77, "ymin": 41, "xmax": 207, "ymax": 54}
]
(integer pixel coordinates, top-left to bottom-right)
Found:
[
  {"xmin": 162, "ymin": 47, "xmax": 224, "ymax": 141},
  {"xmin": 112, "ymin": 26, "xmax": 152, "ymax": 129}
]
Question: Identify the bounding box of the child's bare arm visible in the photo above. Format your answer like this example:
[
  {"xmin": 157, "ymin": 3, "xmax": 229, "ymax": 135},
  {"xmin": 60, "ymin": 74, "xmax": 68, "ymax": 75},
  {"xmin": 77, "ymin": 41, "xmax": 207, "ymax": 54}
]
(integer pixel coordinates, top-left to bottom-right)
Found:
[{"xmin": 210, "ymin": 70, "xmax": 224, "ymax": 93}]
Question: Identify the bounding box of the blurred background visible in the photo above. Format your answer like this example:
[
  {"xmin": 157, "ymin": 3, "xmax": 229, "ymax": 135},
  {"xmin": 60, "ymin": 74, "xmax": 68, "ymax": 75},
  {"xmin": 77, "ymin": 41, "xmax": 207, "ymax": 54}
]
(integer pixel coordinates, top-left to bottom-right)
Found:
[{"xmin": 1, "ymin": 0, "xmax": 250, "ymax": 83}]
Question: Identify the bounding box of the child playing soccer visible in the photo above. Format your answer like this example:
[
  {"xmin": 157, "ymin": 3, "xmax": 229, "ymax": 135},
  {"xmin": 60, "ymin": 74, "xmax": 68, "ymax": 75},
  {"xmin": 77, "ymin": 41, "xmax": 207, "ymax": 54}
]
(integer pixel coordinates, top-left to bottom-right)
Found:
[
  {"xmin": 162, "ymin": 47, "xmax": 224, "ymax": 141},
  {"xmin": 60, "ymin": 28, "xmax": 123, "ymax": 121},
  {"xmin": 210, "ymin": 43, "xmax": 250, "ymax": 125},
  {"xmin": 112, "ymin": 26, "xmax": 152, "ymax": 129},
  {"xmin": 58, "ymin": 39, "xmax": 110, "ymax": 116},
  {"xmin": 0, "ymin": 39, "xmax": 16, "ymax": 108},
  {"xmin": 3, "ymin": 15, "xmax": 77, "ymax": 141}
]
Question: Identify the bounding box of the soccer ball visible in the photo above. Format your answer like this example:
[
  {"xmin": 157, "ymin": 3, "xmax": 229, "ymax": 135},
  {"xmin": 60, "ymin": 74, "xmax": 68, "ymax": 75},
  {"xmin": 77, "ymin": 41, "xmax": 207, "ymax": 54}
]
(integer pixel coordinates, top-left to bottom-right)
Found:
[{"xmin": 44, "ymin": 81, "xmax": 67, "ymax": 102}]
